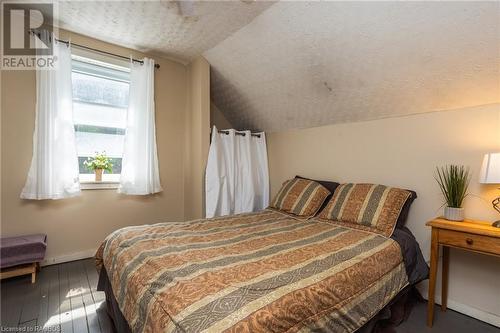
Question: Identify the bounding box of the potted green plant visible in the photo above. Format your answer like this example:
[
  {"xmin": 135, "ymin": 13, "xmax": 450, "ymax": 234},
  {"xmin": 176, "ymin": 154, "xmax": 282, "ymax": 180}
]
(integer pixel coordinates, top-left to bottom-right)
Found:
[
  {"xmin": 84, "ymin": 152, "xmax": 113, "ymax": 182},
  {"xmin": 435, "ymin": 165, "xmax": 471, "ymax": 221}
]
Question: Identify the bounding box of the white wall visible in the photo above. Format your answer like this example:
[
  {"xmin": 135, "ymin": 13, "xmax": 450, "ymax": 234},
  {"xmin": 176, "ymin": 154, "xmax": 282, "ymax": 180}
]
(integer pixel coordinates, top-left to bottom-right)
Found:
[
  {"xmin": 184, "ymin": 57, "xmax": 211, "ymax": 220},
  {"xmin": 267, "ymin": 103, "xmax": 500, "ymax": 326}
]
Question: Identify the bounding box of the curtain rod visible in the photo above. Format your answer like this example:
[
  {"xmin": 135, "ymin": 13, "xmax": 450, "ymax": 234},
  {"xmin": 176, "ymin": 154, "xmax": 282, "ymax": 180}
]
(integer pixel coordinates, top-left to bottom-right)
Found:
[
  {"xmin": 218, "ymin": 130, "xmax": 261, "ymax": 138},
  {"xmin": 29, "ymin": 30, "xmax": 160, "ymax": 69}
]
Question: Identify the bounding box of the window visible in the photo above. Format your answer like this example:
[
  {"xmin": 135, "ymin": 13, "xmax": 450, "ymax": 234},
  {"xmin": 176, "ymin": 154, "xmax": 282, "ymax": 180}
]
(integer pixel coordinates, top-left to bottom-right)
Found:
[{"xmin": 71, "ymin": 56, "xmax": 130, "ymax": 184}]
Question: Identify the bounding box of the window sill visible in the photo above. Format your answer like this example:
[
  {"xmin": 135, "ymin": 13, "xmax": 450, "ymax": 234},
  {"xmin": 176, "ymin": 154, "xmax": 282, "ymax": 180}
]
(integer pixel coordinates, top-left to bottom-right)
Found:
[
  {"xmin": 79, "ymin": 174, "xmax": 120, "ymax": 190},
  {"xmin": 80, "ymin": 181, "xmax": 119, "ymax": 190}
]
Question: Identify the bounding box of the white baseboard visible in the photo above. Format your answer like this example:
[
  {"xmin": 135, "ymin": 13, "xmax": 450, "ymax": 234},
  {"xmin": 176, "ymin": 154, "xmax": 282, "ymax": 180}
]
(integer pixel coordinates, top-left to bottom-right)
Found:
[
  {"xmin": 41, "ymin": 249, "xmax": 96, "ymax": 267},
  {"xmin": 441, "ymin": 298, "xmax": 500, "ymax": 328},
  {"xmin": 418, "ymin": 284, "xmax": 500, "ymax": 327}
]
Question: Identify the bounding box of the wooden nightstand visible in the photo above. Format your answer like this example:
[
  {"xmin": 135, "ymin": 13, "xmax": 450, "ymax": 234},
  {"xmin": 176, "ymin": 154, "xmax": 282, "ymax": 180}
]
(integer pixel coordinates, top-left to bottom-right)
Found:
[{"xmin": 425, "ymin": 218, "xmax": 500, "ymax": 327}]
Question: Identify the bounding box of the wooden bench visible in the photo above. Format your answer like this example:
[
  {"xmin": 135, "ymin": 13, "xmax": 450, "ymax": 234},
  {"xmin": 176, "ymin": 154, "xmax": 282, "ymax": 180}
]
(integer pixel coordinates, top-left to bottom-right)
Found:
[{"xmin": 0, "ymin": 234, "xmax": 47, "ymax": 283}]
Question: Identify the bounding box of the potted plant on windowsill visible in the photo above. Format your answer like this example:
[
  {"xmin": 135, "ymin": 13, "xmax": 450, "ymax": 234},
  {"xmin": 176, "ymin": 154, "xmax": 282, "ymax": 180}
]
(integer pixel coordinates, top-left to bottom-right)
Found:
[
  {"xmin": 84, "ymin": 152, "xmax": 113, "ymax": 182},
  {"xmin": 435, "ymin": 165, "xmax": 471, "ymax": 221}
]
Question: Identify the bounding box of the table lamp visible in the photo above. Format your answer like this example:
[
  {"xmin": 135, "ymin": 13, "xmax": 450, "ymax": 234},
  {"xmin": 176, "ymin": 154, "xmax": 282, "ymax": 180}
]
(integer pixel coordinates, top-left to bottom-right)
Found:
[{"xmin": 479, "ymin": 152, "xmax": 500, "ymax": 227}]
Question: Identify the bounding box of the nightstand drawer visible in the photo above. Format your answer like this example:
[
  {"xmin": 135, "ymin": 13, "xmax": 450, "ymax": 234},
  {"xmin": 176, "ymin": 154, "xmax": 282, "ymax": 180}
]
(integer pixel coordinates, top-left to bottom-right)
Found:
[{"xmin": 439, "ymin": 229, "xmax": 500, "ymax": 255}]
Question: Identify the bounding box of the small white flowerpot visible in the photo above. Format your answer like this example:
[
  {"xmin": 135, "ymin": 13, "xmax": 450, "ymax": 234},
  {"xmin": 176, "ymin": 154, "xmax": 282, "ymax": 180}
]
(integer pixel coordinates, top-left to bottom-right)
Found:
[{"xmin": 444, "ymin": 207, "xmax": 464, "ymax": 221}]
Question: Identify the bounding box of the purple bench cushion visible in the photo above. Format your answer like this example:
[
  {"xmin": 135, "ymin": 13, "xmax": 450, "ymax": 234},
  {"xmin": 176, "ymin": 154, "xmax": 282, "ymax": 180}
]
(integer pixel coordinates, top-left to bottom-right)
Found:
[{"xmin": 0, "ymin": 234, "xmax": 47, "ymax": 269}]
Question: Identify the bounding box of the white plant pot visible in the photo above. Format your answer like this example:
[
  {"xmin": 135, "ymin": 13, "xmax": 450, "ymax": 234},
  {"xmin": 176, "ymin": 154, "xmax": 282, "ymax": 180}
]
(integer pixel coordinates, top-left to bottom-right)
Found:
[{"xmin": 444, "ymin": 207, "xmax": 464, "ymax": 221}]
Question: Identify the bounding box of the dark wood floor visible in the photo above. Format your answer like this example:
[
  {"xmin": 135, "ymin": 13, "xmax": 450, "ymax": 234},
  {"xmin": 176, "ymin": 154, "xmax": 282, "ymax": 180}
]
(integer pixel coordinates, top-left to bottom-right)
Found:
[
  {"xmin": 398, "ymin": 301, "xmax": 500, "ymax": 333},
  {"xmin": 1, "ymin": 259, "xmax": 112, "ymax": 332},
  {"xmin": 1, "ymin": 258, "xmax": 498, "ymax": 333}
]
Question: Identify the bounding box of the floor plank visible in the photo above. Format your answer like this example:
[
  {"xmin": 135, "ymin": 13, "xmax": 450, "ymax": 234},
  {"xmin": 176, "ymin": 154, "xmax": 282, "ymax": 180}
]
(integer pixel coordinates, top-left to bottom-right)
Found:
[
  {"xmin": 59, "ymin": 261, "xmax": 74, "ymax": 333},
  {"xmin": 68, "ymin": 261, "xmax": 91, "ymax": 333},
  {"xmin": 19, "ymin": 268, "xmax": 42, "ymax": 324},
  {"xmin": 18, "ymin": 319, "xmax": 37, "ymax": 329},
  {"xmin": 45, "ymin": 263, "xmax": 61, "ymax": 331},
  {"xmin": 1, "ymin": 258, "xmax": 499, "ymax": 333},
  {"xmin": 75, "ymin": 260, "xmax": 101, "ymax": 333},
  {"xmin": 37, "ymin": 262, "xmax": 51, "ymax": 329},
  {"xmin": 82, "ymin": 258, "xmax": 112, "ymax": 333}
]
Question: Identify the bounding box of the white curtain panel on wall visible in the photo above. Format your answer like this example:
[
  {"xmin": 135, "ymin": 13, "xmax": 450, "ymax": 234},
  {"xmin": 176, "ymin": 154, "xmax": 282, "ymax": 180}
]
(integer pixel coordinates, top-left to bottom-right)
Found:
[
  {"xmin": 21, "ymin": 33, "xmax": 81, "ymax": 200},
  {"xmin": 119, "ymin": 58, "xmax": 162, "ymax": 195},
  {"xmin": 205, "ymin": 126, "xmax": 269, "ymax": 217}
]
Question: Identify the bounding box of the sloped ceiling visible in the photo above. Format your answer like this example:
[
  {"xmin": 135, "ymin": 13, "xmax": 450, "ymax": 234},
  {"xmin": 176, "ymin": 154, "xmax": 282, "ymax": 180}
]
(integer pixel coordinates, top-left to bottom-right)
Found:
[
  {"xmin": 205, "ymin": 1, "xmax": 500, "ymax": 132},
  {"xmin": 53, "ymin": 1, "xmax": 275, "ymax": 63}
]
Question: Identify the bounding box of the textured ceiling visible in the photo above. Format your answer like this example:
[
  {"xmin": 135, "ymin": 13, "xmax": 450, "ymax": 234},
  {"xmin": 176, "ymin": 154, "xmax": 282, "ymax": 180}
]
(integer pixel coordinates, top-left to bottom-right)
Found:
[
  {"xmin": 205, "ymin": 1, "xmax": 500, "ymax": 132},
  {"xmin": 53, "ymin": 0, "xmax": 274, "ymax": 63}
]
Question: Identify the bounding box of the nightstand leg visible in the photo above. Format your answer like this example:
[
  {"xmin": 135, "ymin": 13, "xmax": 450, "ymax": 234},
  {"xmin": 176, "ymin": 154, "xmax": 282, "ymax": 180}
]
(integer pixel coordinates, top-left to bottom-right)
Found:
[
  {"xmin": 441, "ymin": 246, "xmax": 449, "ymax": 311},
  {"xmin": 427, "ymin": 228, "xmax": 439, "ymax": 327}
]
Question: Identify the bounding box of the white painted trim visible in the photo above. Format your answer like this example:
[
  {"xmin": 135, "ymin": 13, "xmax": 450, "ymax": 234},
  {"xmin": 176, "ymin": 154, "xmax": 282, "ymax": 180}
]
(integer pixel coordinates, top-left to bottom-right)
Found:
[
  {"xmin": 418, "ymin": 283, "xmax": 500, "ymax": 327},
  {"xmin": 41, "ymin": 249, "xmax": 96, "ymax": 267},
  {"xmin": 80, "ymin": 181, "xmax": 119, "ymax": 190},
  {"xmin": 80, "ymin": 174, "xmax": 120, "ymax": 190}
]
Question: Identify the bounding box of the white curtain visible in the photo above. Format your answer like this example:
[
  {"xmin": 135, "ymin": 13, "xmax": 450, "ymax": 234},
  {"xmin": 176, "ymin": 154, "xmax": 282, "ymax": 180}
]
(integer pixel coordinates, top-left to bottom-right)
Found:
[
  {"xmin": 205, "ymin": 126, "xmax": 269, "ymax": 217},
  {"xmin": 21, "ymin": 33, "xmax": 80, "ymax": 200},
  {"xmin": 119, "ymin": 58, "xmax": 162, "ymax": 195}
]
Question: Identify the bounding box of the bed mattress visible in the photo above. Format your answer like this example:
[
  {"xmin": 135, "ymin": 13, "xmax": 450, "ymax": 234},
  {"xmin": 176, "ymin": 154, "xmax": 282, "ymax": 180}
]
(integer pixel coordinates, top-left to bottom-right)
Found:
[{"xmin": 95, "ymin": 209, "xmax": 423, "ymax": 333}]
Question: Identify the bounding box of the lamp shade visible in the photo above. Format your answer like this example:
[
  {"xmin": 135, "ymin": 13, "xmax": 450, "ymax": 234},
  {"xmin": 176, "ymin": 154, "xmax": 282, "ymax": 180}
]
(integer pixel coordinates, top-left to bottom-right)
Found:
[{"xmin": 479, "ymin": 153, "xmax": 500, "ymax": 184}]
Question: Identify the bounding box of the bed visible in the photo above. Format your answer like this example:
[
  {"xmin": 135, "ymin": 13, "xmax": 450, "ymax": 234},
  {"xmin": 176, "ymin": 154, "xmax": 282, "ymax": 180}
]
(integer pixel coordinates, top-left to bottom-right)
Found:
[{"xmin": 95, "ymin": 206, "xmax": 428, "ymax": 333}]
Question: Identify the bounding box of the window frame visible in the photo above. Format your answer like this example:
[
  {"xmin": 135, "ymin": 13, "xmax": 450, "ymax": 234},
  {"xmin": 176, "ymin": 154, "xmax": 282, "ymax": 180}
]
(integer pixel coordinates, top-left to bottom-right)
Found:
[{"xmin": 70, "ymin": 53, "xmax": 131, "ymax": 190}]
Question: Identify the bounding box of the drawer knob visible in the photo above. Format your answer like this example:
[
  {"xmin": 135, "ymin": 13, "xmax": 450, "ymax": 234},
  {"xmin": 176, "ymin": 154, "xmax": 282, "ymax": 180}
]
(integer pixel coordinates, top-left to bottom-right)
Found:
[{"xmin": 466, "ymin": 238, "xmax": 474, "ymax": 245}]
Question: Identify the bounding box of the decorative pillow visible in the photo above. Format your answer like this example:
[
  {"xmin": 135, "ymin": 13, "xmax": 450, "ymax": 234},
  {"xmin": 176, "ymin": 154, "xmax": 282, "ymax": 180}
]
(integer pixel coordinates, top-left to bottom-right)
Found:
[
  {"xmin": 318, "ymin": 183, "xmax": 412, "ymax": 237},
  {"xmin": 295, "ymin": 175, "xmax": 340, "ymax": 215},
  {"xmin": 295, "ymin": 175, "xmax": 340, "ymax": 195},
  {"xmin": 270, "ymin": 178, "xmax": 331, "ymax": 217}
]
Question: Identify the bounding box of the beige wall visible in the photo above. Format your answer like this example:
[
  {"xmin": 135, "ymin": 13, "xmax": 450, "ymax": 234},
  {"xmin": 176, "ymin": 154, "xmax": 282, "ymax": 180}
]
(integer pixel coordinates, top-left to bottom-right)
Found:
[
  {"xmin": 184, "ymin": 57, "xmax": 211, "ymax": 220},
  {"xmin": 267, "ymin": 103, "xmax": 500, "ymax": 325},
  {"xmin": 1, "ymin": 30, "xmax": 189, "ymax": 263},
  {"xmin": 210, "ymin": 102, "xmax": 233, "ymax": 129}
]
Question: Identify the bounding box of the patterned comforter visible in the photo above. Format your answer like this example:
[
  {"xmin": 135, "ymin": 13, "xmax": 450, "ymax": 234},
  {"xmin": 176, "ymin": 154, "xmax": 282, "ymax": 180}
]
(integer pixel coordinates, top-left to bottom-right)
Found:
[{"xmin": 95, "ymin": 209, "xmax": 409, "ymax": 333}]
